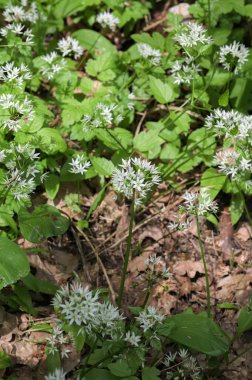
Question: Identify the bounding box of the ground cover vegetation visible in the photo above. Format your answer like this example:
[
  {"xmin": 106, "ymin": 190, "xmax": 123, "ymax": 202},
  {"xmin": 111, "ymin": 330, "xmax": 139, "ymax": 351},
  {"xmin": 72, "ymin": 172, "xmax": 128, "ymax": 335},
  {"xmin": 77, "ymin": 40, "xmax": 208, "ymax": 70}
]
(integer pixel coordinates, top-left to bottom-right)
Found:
[{"xmin": 0, "ymin": 0, "xmax": 252, "ymax": 378}]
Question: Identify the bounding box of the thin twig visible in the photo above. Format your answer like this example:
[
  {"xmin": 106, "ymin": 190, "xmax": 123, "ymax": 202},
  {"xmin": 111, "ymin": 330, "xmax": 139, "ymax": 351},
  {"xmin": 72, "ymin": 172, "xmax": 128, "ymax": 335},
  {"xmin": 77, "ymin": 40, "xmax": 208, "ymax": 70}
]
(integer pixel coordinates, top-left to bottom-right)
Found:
[
  {"xmin": 76, "ymin": 227, "xmax": 116, "ymax": 304},
  {"xmin": 71, "ymin": 226, "xmax": 91, "ymax": 283},
  {"xmin": 135, "ymin": 110, "xmax": 147, "ymax": 136}
]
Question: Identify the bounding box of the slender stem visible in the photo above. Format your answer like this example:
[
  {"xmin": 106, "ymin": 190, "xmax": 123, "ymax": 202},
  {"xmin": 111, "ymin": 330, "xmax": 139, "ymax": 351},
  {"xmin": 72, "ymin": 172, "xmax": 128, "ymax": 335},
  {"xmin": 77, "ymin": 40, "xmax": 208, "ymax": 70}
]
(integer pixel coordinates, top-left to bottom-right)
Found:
[
  {"xmin": 142, "ymin": 288, "xmax": 151, "ymax": 309},
  {"xmin": 207, "ymin": 0, "xmax": 211, "ymax": 29},
  {"xmin": 117, "ymin": 192, "xmax": 135, "ymax": 308},
  {"xmin": 196, "ymin": 214, "xmax": 211, "ymax": 317}
]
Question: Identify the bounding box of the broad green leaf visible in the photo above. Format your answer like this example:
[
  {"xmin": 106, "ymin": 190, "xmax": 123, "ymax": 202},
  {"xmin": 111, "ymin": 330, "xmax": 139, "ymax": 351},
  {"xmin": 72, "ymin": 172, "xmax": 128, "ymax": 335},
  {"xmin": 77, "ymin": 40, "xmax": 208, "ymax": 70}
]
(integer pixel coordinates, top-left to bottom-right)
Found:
[
  {"xmin": 67, "ymin": 324, "xmax": 85, "ymax": 352},
  {"xmin": 158, "ymin": 310, "xmax": 230, "ymax": 356},
  {"xmin": 237, "ymin": 302, "xmax": 252, "ymax": 336},
  {"xmin": 86, "ymin": 185, "xmax": 107, "ymax": 220},
  {"xmin": 108, "ymin": 360, "xmax": 133, "ymax": 377},
  {"xmin": 0, "ymin": 238, "xmax": 29, "ymax": 289},
  {"xmin": 218, "ymin": 89, "xmax": 229, "ymax": 107},
  {"xmin": 19, "ymin": 205, "xmax": 69, "ymax": 243},
  {"xmin": 84, "ymin": 369, "xmax": 119, "ymax": 380},
  {"xmin": 200, "ymin": 168, "xmax": 226, "ymax": 200},
  {"xmin": 45, "ymin": 174, "xmax": 60, "ymax": 200},
  {"xmin": 148, "ymin": 76, "xmax": 174, "ymax": 104},
  {"xmin": 0, "ymin": 206, "xmax": 17, "ymax": 231},
  {"xmin": 91, "ymin": 157, "xmax": 115, "ymax": 176},
  {"xmin": 142, "ymin": 367, "xmax": 161, "ymax": 380},
  {"xmin": 230, "ymin": 192, "xmax": 245, "ymax": 225},
  {"xmin": 73, "ymin": 29, "xmax": 116, "ymax": 54},
  {"xmin": 0, "ymin": 351, "xmax": 11, "ymax": 369},
  {"xmin": 12, "ymin": 284, "xmax": 37, "ymax": 315},
  {"xmin": 134, "ymin": 129, "xmax": 163, "ymax": 152},
  {"xmin": 160, "ymin": 143, "xmax": 180, "ymax": 161},
  {"xmin": 37, "ymin": 128, "xmax": 67, "ymax": 154},
  {"xmin": 53, "ymin": 0, "xmax": 101, "ymax": 18},
  {"xmin": 46, "ymin": 350, "xmax": 61, "ymax": 375},
  {"xmin": 22, "ymin": 273, "xmax": 58, "ymax": 295}
]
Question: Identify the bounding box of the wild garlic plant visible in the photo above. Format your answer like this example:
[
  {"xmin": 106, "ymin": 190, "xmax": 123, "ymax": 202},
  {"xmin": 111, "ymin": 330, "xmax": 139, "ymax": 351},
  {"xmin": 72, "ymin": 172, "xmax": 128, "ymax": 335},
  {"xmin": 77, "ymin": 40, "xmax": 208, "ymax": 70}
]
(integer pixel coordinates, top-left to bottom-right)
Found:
[
  {"xmin": 112, "ymin": 157, "xmax": 161, "ymax": 306},
  {"xmin": 169, "ymin": 188, "xmax": 218, "ymax": 317},
  {"xmin": 49, "ymin": 282, "xmax": 168, "ymax": 379}
]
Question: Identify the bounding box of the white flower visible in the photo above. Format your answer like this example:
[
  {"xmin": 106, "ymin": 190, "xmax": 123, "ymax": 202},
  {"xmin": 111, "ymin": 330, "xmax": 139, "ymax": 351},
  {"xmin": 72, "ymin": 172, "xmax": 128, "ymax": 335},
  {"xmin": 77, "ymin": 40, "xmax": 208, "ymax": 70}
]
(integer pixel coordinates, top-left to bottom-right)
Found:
[
  {"xmin": 3, "ymin": 2, "xmax": 38, "ymax": 23},
  {"xmin": 96, "ymin": 11, "xmax": 119, "ymax": 31},
  {"xmin": 175, "ymin": 22, "xmax": 212, "ymax": 49},
  {"xmin": 0, "ymin": 23, "xmax": 34, "ymax": 44},
  {"xmin": 145, "ymin": 254, "xmax": 162, "ymax": 266},
  {"xmin": 136, "ymin": 306, "xmax": 165, "ymax": 332},
  {"xmin": 124, "ymin": 331, "xmax": 141, "ymax": 347},
  {"xmin": 69, "ymin": 154, "xmax": 91, "ymax": 175},
  {"xmin": 45, "ymin": 368, "xmax": 66, "ymax": 380},
  {"xmin": 0, "ymin": 94, "xmax": 34, "ymax": 132},
  {"xmin": 52, "ymin": 283, "xmax": 124, "ymax": 338},
  {"xmin": 171, "ymin": 58, "xmax": 201, "ymax": 85},
  {"xmin": 111, "ymin": 157, "xmax": 161, "ymax": 205},
  {"xmin": 137, "ymin": 43, "xmax": 161, "ymax": 65},
  {"xmin": 0, "ymin": 62, "xmax": 31, "ymax": 88},
  {"xmin": 214, "ymin": 149, "xmax": 252, "ymax": 179},
  {"xmin": 40, "ymin": 51, "xmax": 65, "ymax": 80},
  {"xmin": 181, "ymin": 189, "xmax": 218, "ymax": 216},
  {"xmin": 58, "ymin": 36, "xmax": 84, "ymax": 60},
  {"xmin": 82, "ymin": 103, "xmax": 117, "ymax": 131},
  {"xmin": 219, "ymin": 41, "xmax": 249, "ymax": 74}
]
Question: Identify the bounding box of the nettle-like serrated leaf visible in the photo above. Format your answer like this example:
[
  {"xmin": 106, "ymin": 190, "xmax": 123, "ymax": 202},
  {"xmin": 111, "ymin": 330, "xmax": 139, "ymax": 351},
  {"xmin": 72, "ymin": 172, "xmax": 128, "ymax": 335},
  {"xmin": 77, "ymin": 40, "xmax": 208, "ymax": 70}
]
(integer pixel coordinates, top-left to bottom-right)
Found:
[
  {"xmin": 0, "ymin": 238, "xmax": 30, "ymax": 289},
  {"xmin": 148, "ymin": 76, "xmax": 174, "ymax": 104},
  {"xmin": 91, "ymin": 157, "xmax": 115, "ymax": 176},
  {"xmin": 19, "ymin": 205, "xmax": 69, "ymax": 243},
  {"xmin": 134, "ymin": 129, "xmax": 163, "ymax": 152},
  {"xmin": 37, "ymin": 128, "xmax": 67, "ymax": 154}
]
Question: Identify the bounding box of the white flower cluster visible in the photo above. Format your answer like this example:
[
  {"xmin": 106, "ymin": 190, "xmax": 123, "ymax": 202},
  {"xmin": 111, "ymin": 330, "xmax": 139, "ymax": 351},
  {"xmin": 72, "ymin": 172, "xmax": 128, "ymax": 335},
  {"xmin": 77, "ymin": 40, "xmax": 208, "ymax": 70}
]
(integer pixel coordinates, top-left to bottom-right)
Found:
[
  {"xmin": 45, "ymin": 368, "xmax": 66, "ymax": 380},
  {"xmin": 171, "ymin": 58, "xmax": 201, "ymax": 85},
  {"xmin": 168, "ymin": 218, "xmax": 192, "ymax": 232},
  {"xmin": 57, "ymin": 36, "xmax": 84, "ymax": 60},
  {"xmin": 145, "ymin": 254, "xmax": 171, "ymax": 278},
  {"xmin": 0, "ymin": 61, "xmax": 31, "ymax": 88},
  {"xmin": 0, "ymin": 143, "xmax": 40, "ymax": 202},
  {"xmin": 174, "ymin": 22, "xmax": 212, "ymax": 49},
  {"xmin": 40, "ymin": 51, "xmax": 65, "ymax": 80},
  {"xmin": 96, "ymin": 11, "xmax": 120, "ymax": 31},
  {"xmin": 164, "ymin": 349, "xmax": 201, "ymax": 380},
  {"xmin": 214, "ymin": 149, "xmax": 252, "ymax": 179},
  {"xmin": 219, "ymin": 41, "xmax": 249, "ymax": 74},
  {"xmin": 136, "ymin": 306, "xmax": 165, "ymax": 332},
  {"xmin": 82, "ymin": 103, "xmax": 118, "ymax": 131},
  {"xmin": 137, "ymin": 43, "xmax": 162, "ymax": 66},
  {"xmin": 181, "ymin": 189, "xmax": 218, "ymax": 216},
  {"xmin": 124, "ymin": 331, "xmax": 141, "ymax": 347},
  {"xmin": 3, "ymin": 1, "xmax": 38, "ymax": 24},
  {"xmin": 111, "ymin": 157, "xmax": 161, "ymax": 205},
  {"xmin": 52, "ymin": 283, "xmax": 124, "ymax": 339},
  {"xmin": 47, "ymin": 325, "xmax": 72, "ymax": 359},
  {"xmin": 0, "ymin": 22, "xmax": 34, "ymax": 45},
  {"xmin": 0, "ymin": 93, "xmax": 34, "ymax": 132},
  {"xmin": 69, "ymin": 154, "xmax": 91, "ymax": 175},
  {"xmin": 206, "ymin": 108, "xmax": 252, "ymax": 144}
]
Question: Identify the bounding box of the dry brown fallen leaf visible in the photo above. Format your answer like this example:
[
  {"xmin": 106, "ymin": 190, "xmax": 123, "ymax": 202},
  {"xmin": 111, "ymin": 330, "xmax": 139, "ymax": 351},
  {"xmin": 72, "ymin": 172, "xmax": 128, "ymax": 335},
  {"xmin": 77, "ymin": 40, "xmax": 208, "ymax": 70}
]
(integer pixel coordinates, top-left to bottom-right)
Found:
[
  {"xmin": 173, "ymin": 260, "xmax": 204, "ymax": 278},
  {"xmin": 219, "ymin": 207, "xmax": 233, "ymax": 261},
  {"xmin": 235, "ymin": 223, "xmax": 252, "ymax": 242},
  {"xmin": 216, "ymin": 270, "xmax": 252, "ymax": 304},
  {"xmin": 138, "ymin": 224, "xmax": 164, "ymax": 244}
]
